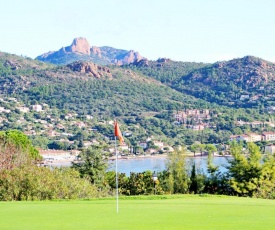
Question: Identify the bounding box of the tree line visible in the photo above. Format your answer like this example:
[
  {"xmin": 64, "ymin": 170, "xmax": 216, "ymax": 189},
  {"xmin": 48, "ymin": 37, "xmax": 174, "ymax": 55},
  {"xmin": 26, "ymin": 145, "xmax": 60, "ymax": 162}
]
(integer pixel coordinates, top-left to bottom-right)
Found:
[{"xmin": 1, "ymin": 130, "xmax": 275, "ymax": 201}]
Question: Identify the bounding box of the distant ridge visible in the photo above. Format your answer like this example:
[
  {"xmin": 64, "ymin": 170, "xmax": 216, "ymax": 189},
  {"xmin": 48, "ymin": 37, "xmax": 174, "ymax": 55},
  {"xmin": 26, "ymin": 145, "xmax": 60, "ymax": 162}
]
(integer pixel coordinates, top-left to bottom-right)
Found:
[
  {"xmin": 172, "ymin": 55, "xmax": 275, "ymax": 106},
  {"xmin": 36, "ymin": 37, "xmax": 144, "ymax": 66}
]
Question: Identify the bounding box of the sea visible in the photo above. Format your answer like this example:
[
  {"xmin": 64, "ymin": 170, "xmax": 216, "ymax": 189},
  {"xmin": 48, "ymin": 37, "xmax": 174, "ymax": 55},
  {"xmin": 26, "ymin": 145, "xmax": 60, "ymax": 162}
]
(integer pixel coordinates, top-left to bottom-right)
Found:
[
  {"xmin": 48, "ymin": 155, "xmax": 230, "ymax": 176},
  {"xmin": 108, "ymin": 155, "xmax": 230, "ymax": 176}
]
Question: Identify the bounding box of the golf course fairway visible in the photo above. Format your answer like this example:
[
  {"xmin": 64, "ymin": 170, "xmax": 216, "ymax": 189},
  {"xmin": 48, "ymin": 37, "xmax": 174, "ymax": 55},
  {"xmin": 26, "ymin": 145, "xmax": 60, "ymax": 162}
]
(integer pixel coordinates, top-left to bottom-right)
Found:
[{"xmin": 0, "ymin": 195, "xmax": 274, "ymax": 229}]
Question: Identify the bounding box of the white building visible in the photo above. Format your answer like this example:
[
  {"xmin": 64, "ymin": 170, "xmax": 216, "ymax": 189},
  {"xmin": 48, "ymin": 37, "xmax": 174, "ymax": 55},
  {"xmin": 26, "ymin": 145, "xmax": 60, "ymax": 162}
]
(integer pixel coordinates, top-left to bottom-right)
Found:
[
  {"xmin": 248, "ymin": 133, "xmax": 262, "ymax": 142},
  {"xmin": 154, "ymin": 141, "xmax": 164, "ymax": 149},
  {"xmin": 262, "ymin": 132, "xmax": 275, "ymax": 141},
  {"xmin": 17, "ymin": 106, "xmax": 30, "ymax": 113},
  {"xmin": 265, "ymin": 145, "xmax": 275, "ymax": 154},
  {"xmin": 230, "ymin": 133, "xmax": 261, "ymax": 142},
  {"xmin": 240, "ymin": 95, "xmax": 250, "ymax": 100},
  {"xmin": 139, "ymin": 141, "xmax": 148, "ymax": 149},
  {"xmin": 32, "ymin": 104, "xmax": 42, "ymax": 112}
]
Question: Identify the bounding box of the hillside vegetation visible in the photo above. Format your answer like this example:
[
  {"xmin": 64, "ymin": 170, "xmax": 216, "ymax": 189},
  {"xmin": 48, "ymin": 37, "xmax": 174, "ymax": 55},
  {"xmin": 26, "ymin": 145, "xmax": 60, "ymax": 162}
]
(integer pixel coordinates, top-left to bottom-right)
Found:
[
  {"xmin": 0, "ymin": 52, "xmax": 207, "ymax": 116},
  {"xmin": 1, "ymin": 51, "xmax": 275, "ymax": 149},
  {"xmin": 173, "ymin": 56, "xmax": 275, "ymax": 107},
  {"xmin": 125, "ymin": 58, "xmax": 209, "ymax": 83}
]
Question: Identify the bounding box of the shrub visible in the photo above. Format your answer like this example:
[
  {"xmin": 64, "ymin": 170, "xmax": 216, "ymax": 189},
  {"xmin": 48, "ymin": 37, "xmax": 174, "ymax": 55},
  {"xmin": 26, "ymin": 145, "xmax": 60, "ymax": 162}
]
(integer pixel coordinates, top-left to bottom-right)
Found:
[{"xmin": 0, "ymin": 166, "xmax": 104, "ymax": 201}]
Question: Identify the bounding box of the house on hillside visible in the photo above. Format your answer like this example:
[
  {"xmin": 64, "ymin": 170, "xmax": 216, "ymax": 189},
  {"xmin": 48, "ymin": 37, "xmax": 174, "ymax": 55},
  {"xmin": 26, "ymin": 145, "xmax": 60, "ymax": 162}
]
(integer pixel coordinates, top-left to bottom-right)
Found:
[
  {"xmin": 267, "ymin": 106, "xmax": 275, "ymax": 114},
  {"xmin": 83, "ymin": 141, "xmax": 93, "ymax": 148},
  {"xmin": 265, "ymin": 145, "xmax": 275, "ymax": 154},
  {"xmin": 231, "ymin": 134, "xmax": 251, "ymax": 142},
  {"xmin": 262, "ymin": 132, "xmax": 275, "ymax": 141},
  {"xmin": 139, "ymin": 141, "xmax": 148, "ymax": 149},
  {"xmin": 192, "ymin": 124, "xmax": 205, "ymax": 131},
  {"xmin": 119, "ymin": 144, "xmax": 129, "ymax": 152},
  {"xmin": 153, "ymin": 141, "xmax": 164, "ymax": 149},
  {"xmin": 32, "ymin": 104, "xmax": 42, "ymax": 112},
  {"xmin": 265, "ymin": 122, "xmax": 275, "ymax": 127},
  {"xmin": 86, "ymin": 115, "xmax": 93, "ymax": 120},
  {"xmin": 250, "ymin": 121, "xmax": 263, "ymax": 128},
  {"xmin": 240, "ymin": 95, "xmax": 249, "ymax": 100},
  {"xmin": 230, "ymin": 133, "xmax": 261, "ymax": 142},
  {"xmin": 235, "ymin": 120, "xmax": 246, "ymax": 126},
  {"xmin": 123, "ymin": 131, "xmax": 132, "ymax": 137},
  {"xmin": 39, "ymin": 149, "xmax": 75, "ymax": 162},
  {"xmin": 248, "ymin": 133, "xmax": 262, "ymax": 142},
  {"xmin": 75, "ymin": 122, "xmax": 86, "ymax": 128}
]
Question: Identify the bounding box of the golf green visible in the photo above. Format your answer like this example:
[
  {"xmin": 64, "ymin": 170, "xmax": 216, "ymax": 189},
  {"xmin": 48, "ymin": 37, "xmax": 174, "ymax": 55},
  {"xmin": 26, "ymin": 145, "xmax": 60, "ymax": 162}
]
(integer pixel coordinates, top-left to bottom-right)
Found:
[{"xmin": 0, "ymin": 195, "xmax": 274, "ymax": 229}]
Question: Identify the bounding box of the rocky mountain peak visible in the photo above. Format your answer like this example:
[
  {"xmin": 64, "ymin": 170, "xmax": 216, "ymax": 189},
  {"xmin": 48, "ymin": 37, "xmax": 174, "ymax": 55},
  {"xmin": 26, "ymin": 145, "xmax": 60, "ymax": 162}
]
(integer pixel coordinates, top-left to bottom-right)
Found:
[
  {"xmin": 91, "ymin": 46, "xmax": 101, "ymax": 57},
  {"xmin": 68, "ymin": 37, "xmax": 91, "ymax": 55},
  {"xmin": 36, "ymin": 38, "xmax": 145, "ymax": 65},
  {"xmin": 132, "ymin": 58, "xmax": 149, "ymax": 67},
  {"xmin": 66, "ymin": 61, "xmax": 112, "ymax": 78},
  {"xmin": 125, "ymin": 50, "xmax": 143, "ymax": 63},
  {"xmin": 114, "ymin": 50, "xmax": 143, "ymax": 65}
]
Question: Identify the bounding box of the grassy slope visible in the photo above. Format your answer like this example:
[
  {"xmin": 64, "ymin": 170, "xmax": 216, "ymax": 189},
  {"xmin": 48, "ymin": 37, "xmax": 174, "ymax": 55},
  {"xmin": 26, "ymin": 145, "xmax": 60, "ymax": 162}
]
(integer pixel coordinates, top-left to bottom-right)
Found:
[{"xmin": 0, "ymin": 195, "xmax": 274, "ymax": 230}]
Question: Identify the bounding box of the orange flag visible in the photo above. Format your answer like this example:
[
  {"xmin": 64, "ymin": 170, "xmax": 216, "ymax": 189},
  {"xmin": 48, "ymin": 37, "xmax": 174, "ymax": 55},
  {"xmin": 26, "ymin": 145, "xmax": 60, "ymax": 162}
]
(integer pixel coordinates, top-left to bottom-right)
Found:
[{"xmin": 114, "ymin": 120, "xmax": 124, "ymax": 144}]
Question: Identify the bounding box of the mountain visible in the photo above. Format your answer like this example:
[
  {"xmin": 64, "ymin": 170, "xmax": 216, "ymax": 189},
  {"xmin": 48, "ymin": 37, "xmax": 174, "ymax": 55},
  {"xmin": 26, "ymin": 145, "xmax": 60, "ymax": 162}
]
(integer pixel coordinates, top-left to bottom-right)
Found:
[
  {"xmin": 126, "ymin": 58, "xmax": 209, "ymax": 83},
  {"xmin": 172, "ymin": 56, "xmax": 275, "ymax": 107},
  {"xmin": 0, "ymin": 51, "xmax": 52, "ymax": 71},
  {"xmin": 0, "ymin": 51, "xmax": 206, "ymax": 117},
  {"xmin": 66, "ymin": 61, "xmax": 112, "ymax": 78},
  {"xmin": 0, "ymin": 51, "xmax": 273, "ymax": 149},
  {"xmin": 36, "ymin": 37, "xmax": 144, "ymax": 66}
]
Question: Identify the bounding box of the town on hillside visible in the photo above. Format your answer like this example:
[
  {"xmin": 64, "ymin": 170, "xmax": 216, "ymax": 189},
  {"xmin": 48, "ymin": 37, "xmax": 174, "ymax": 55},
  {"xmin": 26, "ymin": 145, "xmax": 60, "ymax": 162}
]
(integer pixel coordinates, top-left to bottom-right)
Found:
[{"xmin": 1, "ymin": 96, "xmax": 275, "ymax": 164}]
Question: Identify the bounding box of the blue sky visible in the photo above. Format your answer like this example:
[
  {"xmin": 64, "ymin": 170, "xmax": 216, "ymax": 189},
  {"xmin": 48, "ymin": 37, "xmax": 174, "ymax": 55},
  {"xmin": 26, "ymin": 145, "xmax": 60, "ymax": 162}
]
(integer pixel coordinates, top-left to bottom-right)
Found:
[{"xmin": 1, "ymin": 0, "xmax": 275, "ymax": 63}]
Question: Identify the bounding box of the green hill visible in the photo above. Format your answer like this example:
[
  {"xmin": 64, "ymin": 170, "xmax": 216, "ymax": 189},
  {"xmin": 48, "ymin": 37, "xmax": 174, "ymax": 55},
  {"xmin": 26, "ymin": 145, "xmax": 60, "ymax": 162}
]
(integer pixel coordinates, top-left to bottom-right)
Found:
[
  {"xmin": 0, "ymin": 52, "xmax": 207, "ymax": 117},
  {"xmin": 172, "ymin": 56, "xmax": 275, "ymax": 108},
  {"xmin": 1, "ymin": 51, "xmax": 274, "ymax": 148},
  {"xmin": 126, "ymin": 58, "xmax": 209, "ymax": 84}
]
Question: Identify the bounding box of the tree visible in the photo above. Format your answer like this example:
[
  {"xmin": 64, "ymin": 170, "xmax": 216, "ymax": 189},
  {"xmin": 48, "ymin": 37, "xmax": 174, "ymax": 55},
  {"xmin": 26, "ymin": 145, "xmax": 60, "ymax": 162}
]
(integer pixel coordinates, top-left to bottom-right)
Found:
[
  {"xmin": 104, "ymin": 171, "xmax": 129, "ymax": 194},
  {"xmin": 203, "ymin": 149, "xmax": 232, "ymax": 194},
  {"xmin": 0, "ymin": 130, "xmax": 41, "ymax": 170},
  {"xmin": 254, "ymin": 153, "xmax": 275, "ymax": 199},
  {"xmin": 190, "ymin": 144, "xmax": 200, "ymax": 157},
  {"xmin": 189, "ymin": 163, "xmax": 205, "ymax": 194},
  {"xmin": 227, "ymin": 142, "xmax": 262, "ymax": 196},
  {"xmin": 127, "ymin": 171, "xmax": 155, "ymax": 195},
  {"xmin": 205, "ymin": 144, "xmax": 217, "ymax": 156},
  {"xmin": 165, "ymin": 149, "xmax": 189, "ymax": 194},
  {"xmin": 72, "ymin": 147, "xmax": 107, "ymax": 185}
]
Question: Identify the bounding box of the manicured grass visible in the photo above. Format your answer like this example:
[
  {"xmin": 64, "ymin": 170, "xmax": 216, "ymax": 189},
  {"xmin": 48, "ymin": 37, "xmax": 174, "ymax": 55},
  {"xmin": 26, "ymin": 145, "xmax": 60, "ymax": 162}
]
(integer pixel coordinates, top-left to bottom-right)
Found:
[{"xmin": 0, "ymin": 195, "xmax": 275, "ymax": 230}]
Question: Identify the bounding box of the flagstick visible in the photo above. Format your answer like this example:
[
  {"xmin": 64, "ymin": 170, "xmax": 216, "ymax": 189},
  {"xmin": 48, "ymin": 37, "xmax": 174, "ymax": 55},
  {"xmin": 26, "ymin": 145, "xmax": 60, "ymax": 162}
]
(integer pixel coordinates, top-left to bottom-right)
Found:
[{"xmin": 115, "ymin": 136, "xmax": 119, "ymax": 213}]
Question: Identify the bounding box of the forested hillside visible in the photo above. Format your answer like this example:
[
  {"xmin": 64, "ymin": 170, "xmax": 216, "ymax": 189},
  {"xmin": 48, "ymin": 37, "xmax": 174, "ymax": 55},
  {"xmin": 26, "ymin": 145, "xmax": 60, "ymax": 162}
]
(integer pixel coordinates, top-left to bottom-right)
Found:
[
  {"xmin": 125, "ymin": 58, "xmax": 208, "ymax": 83},
  {"xmin": 172, "ymin": 56, "xmax": 275, "ymax": 108},
  {"xmin": 0, "ymin": 52, "xmax": 207, "ymax": 117},
  {"xmin": 1, "ymin": 51, "xmax": 275, "ymax": 149}
]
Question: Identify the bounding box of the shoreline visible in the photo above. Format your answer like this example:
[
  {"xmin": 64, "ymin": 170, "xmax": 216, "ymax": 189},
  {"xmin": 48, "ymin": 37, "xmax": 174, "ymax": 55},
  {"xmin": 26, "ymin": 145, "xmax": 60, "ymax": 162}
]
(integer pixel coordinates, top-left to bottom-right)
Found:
[
  {"xmin": 108, "ymin": 153, "xmax": 168, "ymax": 160},
  {"xmin": 41, "ymin": 153, "xmax": 231, "ymax": 166},
  {"xmin": 108, "ymin": 152, "xmax": 231, "ymax": 160}
]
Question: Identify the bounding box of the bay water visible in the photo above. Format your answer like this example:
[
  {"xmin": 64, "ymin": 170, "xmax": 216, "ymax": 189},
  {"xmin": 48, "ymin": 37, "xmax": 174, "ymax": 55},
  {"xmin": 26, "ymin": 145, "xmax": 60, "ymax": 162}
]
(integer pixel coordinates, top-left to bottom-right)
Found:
[{"xmin": 108, "ymin": 156, "xmax": 230, "ymax": 176}]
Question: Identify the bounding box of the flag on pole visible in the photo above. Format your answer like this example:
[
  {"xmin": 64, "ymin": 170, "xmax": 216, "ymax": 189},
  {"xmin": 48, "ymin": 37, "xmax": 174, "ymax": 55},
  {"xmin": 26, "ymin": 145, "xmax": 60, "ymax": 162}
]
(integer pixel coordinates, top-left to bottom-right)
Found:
[
  {"xmin": 114, "ymin": 120, "xmax": 123, "ymax": 213},
  {"xmin": 114, "ymin": 120, "xmax": 124, "ymax": 144}
]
